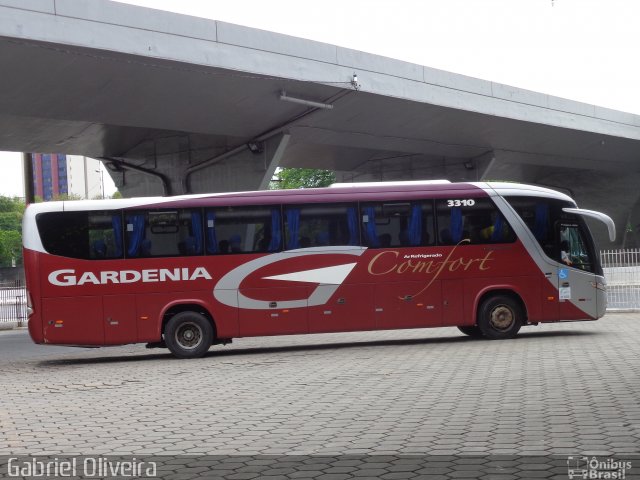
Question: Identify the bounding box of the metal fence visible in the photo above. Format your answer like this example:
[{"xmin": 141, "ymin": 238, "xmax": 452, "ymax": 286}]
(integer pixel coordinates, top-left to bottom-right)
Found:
[
  {"xmin": 601, "ymin": 249, "xmax": 640, "ymax": 310},
  {"xmin": 0, "ymin": 279, "xmax": 27, "ymax": 326}
]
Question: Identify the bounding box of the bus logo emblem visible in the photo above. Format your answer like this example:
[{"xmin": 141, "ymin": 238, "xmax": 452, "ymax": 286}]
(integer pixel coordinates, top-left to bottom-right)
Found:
[{"xmin": 213, "ymin": 246, "xmax": 366, "ymax": 310}]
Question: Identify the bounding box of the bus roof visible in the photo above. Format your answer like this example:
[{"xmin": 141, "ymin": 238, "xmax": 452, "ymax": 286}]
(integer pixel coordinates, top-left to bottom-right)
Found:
[
  {"xmin": 23, "ymin": 181, "xmax": 574, "ymax": 215},
  {"xmin": 479, "ymin": 182, "xmax": 573, "ymax": 202}
]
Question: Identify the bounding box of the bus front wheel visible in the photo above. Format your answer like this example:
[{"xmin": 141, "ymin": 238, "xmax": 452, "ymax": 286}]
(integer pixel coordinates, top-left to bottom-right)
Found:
[
  {"xmin": 477, "ymin": 295, "xmax": 522, "ymax": 340},
  {"xmin": 164, "ymin": 312, "xmax": 214, "ymax": 359}
]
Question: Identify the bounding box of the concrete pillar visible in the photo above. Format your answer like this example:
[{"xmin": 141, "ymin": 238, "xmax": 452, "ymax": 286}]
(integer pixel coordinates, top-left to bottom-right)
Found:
[
  {"xmin": 22, "ymin": 152, "xmax": 34, "ymax": 204},
  {"xmin": 104, "ymin": 136, "xmax": 191, "ymax": 197}
]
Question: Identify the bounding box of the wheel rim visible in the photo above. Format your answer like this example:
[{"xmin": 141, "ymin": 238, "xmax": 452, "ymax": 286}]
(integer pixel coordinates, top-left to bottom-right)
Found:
[
  {"xmin": 174, "ymin": 322, "xmax": 204, "ymax": 350},
  {"xmin": 489, "ymin": 305, "xmax": 515, "ymax": 331}
]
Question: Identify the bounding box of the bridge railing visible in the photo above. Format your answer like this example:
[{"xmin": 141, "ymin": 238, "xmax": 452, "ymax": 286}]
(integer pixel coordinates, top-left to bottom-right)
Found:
[
  {"xmin": 0, "ymin": 279, "xmax": 27, "ymax": 327},
  {"xmin": 601, "ymin": 249, "xmax": 640, "ymax": 311}
]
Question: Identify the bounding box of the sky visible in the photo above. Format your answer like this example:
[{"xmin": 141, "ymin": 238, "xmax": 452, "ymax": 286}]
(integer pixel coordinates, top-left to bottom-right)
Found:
[{"xmin": 1, "ymin": 0, "xmax": 639, "ymax": 197}]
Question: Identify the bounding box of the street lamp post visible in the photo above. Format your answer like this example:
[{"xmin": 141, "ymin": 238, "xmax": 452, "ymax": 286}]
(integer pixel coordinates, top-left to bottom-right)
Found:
[{"xmin": 95, "ymin": 168, "xmax": 105, "ymax": 198}]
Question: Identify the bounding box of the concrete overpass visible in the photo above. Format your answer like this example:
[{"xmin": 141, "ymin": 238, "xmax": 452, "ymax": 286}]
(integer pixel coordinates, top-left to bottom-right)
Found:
[{"xmin": 1, "ymin": 0, "xmax": 640, "ymax": 247}]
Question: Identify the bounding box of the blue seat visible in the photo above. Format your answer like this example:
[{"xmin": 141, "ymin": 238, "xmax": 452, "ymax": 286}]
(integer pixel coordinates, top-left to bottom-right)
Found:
[{"xmin": 92, "ymin": 240, "xmax": 107, "ymax": 258}]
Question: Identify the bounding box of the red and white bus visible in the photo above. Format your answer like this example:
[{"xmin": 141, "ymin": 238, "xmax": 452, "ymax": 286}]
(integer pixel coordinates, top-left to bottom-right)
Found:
[{"xmin": 22, "ymin": 181, "xmax": 615, "ymax": 358}]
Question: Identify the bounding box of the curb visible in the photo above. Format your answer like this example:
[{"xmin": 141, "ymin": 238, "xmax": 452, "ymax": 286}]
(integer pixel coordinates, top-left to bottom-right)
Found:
[{"xmin": 0, "ymin": 323, "xmax": 27, "ymax": 331}]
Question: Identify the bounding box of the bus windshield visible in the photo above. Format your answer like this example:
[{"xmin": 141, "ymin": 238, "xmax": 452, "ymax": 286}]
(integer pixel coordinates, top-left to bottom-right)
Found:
[{"xmin": 504, "ymin": 196, "xmax": 601, "ymax": 274}]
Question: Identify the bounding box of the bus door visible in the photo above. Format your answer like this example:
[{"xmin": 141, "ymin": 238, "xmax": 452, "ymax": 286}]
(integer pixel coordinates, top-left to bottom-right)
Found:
[
  {"xmin": 362, "ymin": 200, "xmax": 442, "ymax": 329},
  {"xmin": 556, "ymin": 222, "xmax": 598, "ymax": 320}
]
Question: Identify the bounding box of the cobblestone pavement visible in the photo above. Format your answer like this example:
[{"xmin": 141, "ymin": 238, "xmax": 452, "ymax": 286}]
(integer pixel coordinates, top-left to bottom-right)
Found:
[{"xmin": 1, "ymin": 314, "xmax": 639, "ymax": 478}]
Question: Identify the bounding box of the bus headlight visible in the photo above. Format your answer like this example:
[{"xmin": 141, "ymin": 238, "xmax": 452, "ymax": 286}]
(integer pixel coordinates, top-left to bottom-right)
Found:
[{"xmin": 591, "ymin": 281, "xmax": 606, "ymax": 291}]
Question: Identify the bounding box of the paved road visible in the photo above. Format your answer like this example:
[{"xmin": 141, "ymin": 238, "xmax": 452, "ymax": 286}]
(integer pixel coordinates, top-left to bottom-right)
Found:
[
  {"xmin": 0, "ymin": 328, "xmax": 117, "ymax": 360},
  {"xmin": 1, "ymin": 315, "xmax": 639, "ymax": 479}
]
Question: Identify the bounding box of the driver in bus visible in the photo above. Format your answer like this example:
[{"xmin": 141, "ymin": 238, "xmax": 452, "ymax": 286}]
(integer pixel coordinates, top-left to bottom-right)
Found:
[{"xmin": 560, "ymin": 240, "xmax": 573, "ymax": 266}]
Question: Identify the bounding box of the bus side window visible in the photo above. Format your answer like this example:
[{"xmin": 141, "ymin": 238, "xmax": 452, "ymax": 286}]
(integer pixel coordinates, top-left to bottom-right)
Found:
[
  {"xmin": 36, "ymin": 210, "xmax": 125, "ymax": 260},
  {"xmin": 176, "ymin": 210, "xmax": 203, "ymax": 256},
  {"xmin": 284, "ymin": 203, "xmax": 359, "ymax": 249},
  {"xmin": 436, "ymin": 198, "xmax": 515, "ymax": 246},
  {"xmin": 125, "ymin": 209, "xmax": 204, "ymax": 258},
  {"xmin": 89, "ymin": 212, "xmax": 123, "ymax": 259},
  {"xmin": 504, "ymin": 196, "xmax": 575, "ymax": 259},
  {"xmin": 206, "ymin": 206, "xmax": 281, "ymax": 254},
  {"xmin": 360, "ymin": 201, "xmax": 434, "ymax": 248},
  {"xmin": 125, "ymin": 213, "xmax": 147, "ymax": 258}
]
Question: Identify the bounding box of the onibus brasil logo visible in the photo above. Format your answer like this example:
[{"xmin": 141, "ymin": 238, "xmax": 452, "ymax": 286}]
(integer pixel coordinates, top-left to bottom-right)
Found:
[{"xmin": 567, "ymin": 456, "xmax": 632, "ymax": 479}]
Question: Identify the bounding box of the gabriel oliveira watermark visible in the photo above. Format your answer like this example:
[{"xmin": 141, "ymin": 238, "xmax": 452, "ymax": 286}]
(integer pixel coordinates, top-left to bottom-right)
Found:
[
  {"xmin": 6, "ymin": 456, "xmax": 157, "ymax": 478},
  {"xmin": 567, "ymin": 456, "xmax": 633, "ymax": 479}
]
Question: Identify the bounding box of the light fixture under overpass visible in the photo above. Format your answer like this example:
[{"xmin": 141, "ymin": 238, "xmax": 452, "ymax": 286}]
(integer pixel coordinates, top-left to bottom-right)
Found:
[
  {"xmin": 279, "ymin": 91, "xmax": 334, "ymax": 110},
  {"xmin": 247, "ymin": 141, "xmax": 264, "ymax": 154}
]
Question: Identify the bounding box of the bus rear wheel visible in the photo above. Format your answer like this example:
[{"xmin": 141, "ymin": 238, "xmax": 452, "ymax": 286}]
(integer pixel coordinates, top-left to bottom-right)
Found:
[
  {"xmin": 477, "ymin": 295, "xmax": 522, "ymax": 340},
  {"xmin": 164, "ymin": 312, "xmax": 214, "ymax": 359},
  {"xmin": 457, "ymin": 326, "xmax": 484, "ymax": 338}
]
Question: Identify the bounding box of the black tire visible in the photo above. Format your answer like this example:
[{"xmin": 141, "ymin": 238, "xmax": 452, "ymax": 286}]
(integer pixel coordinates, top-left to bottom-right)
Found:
[
  {"xmin": 164, "ymin": 311, "xmax": 214, "ymax": 359},
  {"xmin": 457, "ymin": 326, "xmax": 484, "ymax": 338},
  {"xmin": 477, "ymin": 295, "xmax": 523, "ymax": 340}
]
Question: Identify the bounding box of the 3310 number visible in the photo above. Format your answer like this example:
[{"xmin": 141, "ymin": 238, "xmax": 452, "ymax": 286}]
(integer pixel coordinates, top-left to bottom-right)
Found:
[{"xmin": 447, "ymin": 199, "xmax": 476, "ymax": 207}]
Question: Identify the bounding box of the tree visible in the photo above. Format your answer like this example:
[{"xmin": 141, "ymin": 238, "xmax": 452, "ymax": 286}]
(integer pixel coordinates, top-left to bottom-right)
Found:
[
  {"xmin": 33, "ymin": 193, "xmax": 83, "ymax": 202},
  {"xmin": 0, "ymin": 230, "xmax": 21, "ymax": 267},
  {"xmin": 0, "ymin": 210, "xmax": 22, "ymax": 232},
  {"xmin": 0, "ymin": 196, "xmax": 24, "ymax": 213},
  {"xmin": 271, "ymin": 168, "xmax": 335, "ymax": 190},
  {"xmin": 52, "ymin": 193, "xmax": 83, "ymax": 201},
  {"xmin": 0, "ymin": 196, "xmax": 25, "ymax": 267}
]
